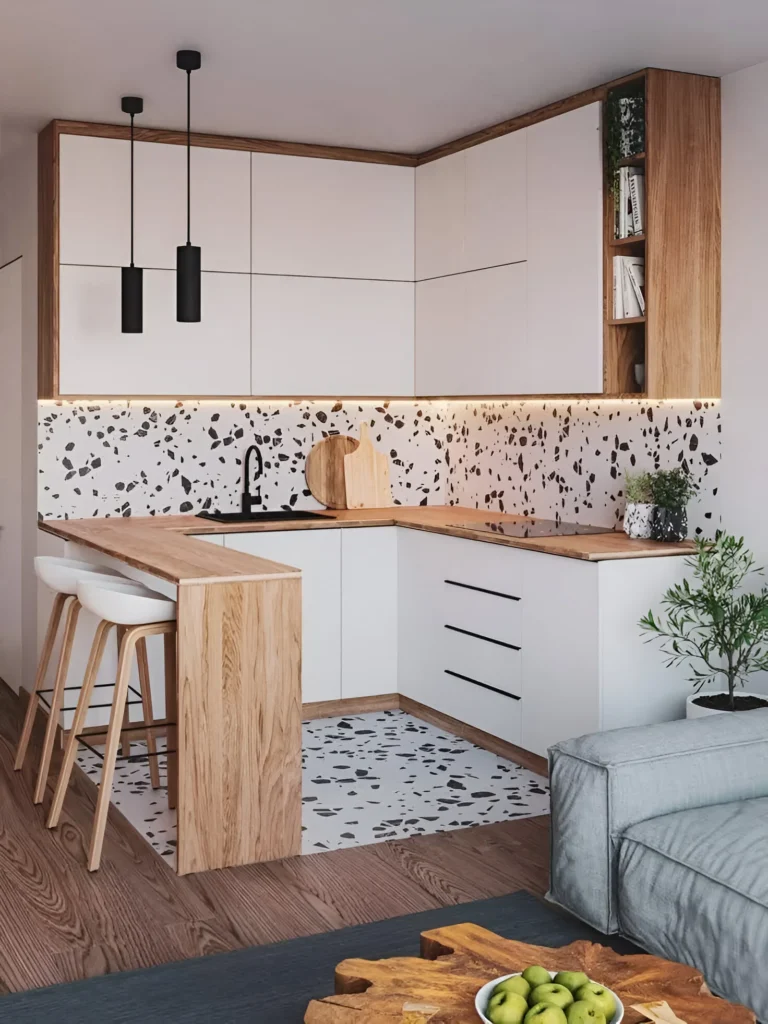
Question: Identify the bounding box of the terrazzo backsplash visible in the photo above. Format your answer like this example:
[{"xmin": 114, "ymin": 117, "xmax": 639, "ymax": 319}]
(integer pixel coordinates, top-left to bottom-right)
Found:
[{"xmin": 38, "ymin": 398, "xmax": 721, "ymax": 534}]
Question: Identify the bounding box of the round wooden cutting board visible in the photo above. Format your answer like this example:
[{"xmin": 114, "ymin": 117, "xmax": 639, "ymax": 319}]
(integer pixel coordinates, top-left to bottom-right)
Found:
[{"xmin": 305, "ymin": 434, "xmax": 360, "ymax": 509}]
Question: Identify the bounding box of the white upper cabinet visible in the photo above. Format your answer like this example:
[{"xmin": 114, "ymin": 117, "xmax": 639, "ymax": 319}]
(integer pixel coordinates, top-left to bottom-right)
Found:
[
  {"xmin": 59, "ymin": 134, "xmax": 130, "ymax": 268},
  {"xmin": 252, "ymin": 275, "xmax": 414, "ymax": 396},
  {"xmin": 251, "ymin": 154, "xmax": 414, "ymax": 280},
  {"xmin": 415, "ymin": 151, "xmax": 465, "ymax": 280},
  {"xmin": 59, "ymin": 265, "xmax": 250, "ymax": 395},
  {"xmin": 415, "ymin": 132, "xmax": 527, "ymax": 281},
  {"xmin": 59, "ymin": 134, "xmax": 251, "ymax": 272},
  {"xmin": 415, "ymin": 263, "xmax": 526, "ymax": 395},
  {"xmin": 464, "ymin": 130, "xmax": 527, "ymax": 271},
  {"xmin": 525, "ymin": 102, "xmax": 603, "ymax": 394}
]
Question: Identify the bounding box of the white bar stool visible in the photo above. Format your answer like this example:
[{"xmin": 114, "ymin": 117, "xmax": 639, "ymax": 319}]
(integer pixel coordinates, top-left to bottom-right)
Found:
[
  {"xmin": 47, "ymin": 577, "xmax": 178, "ymax": 872},
  {"xmin": 15, "ymin": 556, "xmax": 125, "ymax": 804}
]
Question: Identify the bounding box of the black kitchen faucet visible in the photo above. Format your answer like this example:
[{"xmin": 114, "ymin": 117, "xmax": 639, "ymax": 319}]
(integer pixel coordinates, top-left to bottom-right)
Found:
[{"xmin": 242, "ymin": 444, "xmax": 264, "ymax": 514}]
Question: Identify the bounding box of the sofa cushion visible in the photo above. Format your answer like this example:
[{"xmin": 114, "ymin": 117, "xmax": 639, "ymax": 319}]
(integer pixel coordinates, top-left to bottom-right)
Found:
[
  {"xmin": 548, "ymin": 709, "xmax": 768, "ymax": 933},
  {"xmin": 618, "ymin": 797, "xmax": 768, "ymax": 1020}
]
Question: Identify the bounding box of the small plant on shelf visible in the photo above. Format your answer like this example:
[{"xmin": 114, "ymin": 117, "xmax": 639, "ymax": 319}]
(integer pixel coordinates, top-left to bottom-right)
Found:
[
  {"xmin": 623, "ymin": 470, "xmax": 654, "ymax": 539},
  {"xmin": 640, "ymin": 532, "xmax": 768, "ymax": 714},
  {"xmin": 650, "ymin": 467, "xmax": 698, "ymax": 542},
  {"xmin": 605, "ymin": 80, "xmax": 645, "ymax": 193}
]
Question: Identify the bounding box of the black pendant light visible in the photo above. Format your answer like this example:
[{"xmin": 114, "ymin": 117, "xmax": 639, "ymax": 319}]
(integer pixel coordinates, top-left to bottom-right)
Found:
[
  {"xmin": 121, "ymin": 96, "xmax": 144, "ymax": 333},
  {"xmin": 176, "ymin": 49, "xmax": 202, "ymax": 322}
]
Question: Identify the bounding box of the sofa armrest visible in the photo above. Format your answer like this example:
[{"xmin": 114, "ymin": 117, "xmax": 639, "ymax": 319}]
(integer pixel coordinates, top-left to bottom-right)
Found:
[{"xmin": 547, "ymin": 709, "xmax": 768, "ymax": 934}]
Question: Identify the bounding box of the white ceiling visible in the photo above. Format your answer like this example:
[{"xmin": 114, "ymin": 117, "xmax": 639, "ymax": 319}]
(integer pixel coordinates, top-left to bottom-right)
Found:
[{"xmin": 2, "ymin": 0, "xmax": 768, "ymax": 154}]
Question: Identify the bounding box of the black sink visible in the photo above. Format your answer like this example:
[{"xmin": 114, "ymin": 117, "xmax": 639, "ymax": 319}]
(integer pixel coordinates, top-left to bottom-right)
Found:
[{"xmin": 196, "ymin": 509, "xmax": 335, "ymax": 524}]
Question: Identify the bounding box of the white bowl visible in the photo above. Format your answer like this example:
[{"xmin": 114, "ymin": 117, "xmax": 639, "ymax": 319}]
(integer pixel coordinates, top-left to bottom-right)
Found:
[{"xmin": 475, "ymin": 971, "xmax": 624, "ymax": 1023}]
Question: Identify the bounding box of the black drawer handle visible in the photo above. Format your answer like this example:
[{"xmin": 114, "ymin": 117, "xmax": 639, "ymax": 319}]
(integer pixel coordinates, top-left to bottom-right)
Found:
[
  {"xmin": 444, "ymin": 669, "xmax": 521, "ymax": 701},
  {"xmin": 444, "ymin": 624, "xmax": 520, "ymax": 651},
  {"xmin": 444, "ymin": 579, "xmax": 521, "ymax": 602}
]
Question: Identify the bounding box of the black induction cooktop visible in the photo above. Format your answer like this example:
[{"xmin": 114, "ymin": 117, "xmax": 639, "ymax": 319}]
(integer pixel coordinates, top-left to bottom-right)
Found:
[{"xmin": 458, "ymin": 517, "xmax": 614, "ymax": 539}]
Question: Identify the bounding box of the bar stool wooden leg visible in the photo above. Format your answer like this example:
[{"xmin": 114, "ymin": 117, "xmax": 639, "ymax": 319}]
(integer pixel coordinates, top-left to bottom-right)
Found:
[
  {"xmin": 47, "ymin": 619, "xmax": 113, "ymax": 829},
  {"xmin": 136, "ymin": 637, "xmax": 161, "ymax": 790},
  {"xmin": 88, "ymin": 624, "xmax": 143, "ymax": 871},
  {"xmin": 116, "ymin": 626, "xmax": 132, "ymax": 758},
  {"xmin": 15, "ymin": 592, "xmax": 69, "ymax": 772},
  {"xmin": 33, "ymin": 599, "xmax": 81, "ymax": 805},
  {"xmin": 164, "ymin": 630, "xmax": 178, "ymax": 811}
]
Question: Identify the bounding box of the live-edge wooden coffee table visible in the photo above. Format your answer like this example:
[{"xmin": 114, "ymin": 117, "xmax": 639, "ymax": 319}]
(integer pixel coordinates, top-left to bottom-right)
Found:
[{"xmin": 304, "ymin": 922, "xmax": 755, "ymax": 1024}]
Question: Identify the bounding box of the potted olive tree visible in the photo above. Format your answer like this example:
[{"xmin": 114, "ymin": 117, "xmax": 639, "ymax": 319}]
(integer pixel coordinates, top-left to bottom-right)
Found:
[
  {"xmin": 623, "ymin": 470, "xmax": 654, "ymax": 539},
  {"xmin": 650, "ymin": 467, "xmax": 698, "ymax": 542},
  {"xmin": 640, "ymin": 532, "xmax": 768, "ymax": 716}
]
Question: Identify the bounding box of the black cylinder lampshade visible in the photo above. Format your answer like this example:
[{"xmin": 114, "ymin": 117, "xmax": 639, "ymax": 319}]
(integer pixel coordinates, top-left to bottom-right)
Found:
[
  {"xmin": 121, "ymin": 265, "xmax": 143, "ymax": 333},
  {"xmin": 121, "ymin": 95, "xmax": 144, "ymax": 334},
  {"xmin": 177, "ymin": 243, "xmax": 201, "ymax": 322}
]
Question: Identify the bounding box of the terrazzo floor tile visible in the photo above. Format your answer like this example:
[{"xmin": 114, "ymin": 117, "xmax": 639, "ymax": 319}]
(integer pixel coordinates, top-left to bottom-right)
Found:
[{"xmin": 76, "ymin": 710, "xmax": 549, "ymax": 868}]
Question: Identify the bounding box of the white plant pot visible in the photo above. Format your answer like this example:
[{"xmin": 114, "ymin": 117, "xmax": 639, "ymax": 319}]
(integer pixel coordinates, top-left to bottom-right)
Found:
[
  {"xmin": 623, "ymin": 502, "xmax": 654, "ymax": 539},
  {"xmin": 686, "ymin": 691, "xmax": 766, "ymax": 719}
]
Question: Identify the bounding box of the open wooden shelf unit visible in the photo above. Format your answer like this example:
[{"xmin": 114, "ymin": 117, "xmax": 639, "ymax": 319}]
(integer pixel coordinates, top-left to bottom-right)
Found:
[{"xmin": 602, "ymin": 69, "xmax": 721, "ymax": 399}]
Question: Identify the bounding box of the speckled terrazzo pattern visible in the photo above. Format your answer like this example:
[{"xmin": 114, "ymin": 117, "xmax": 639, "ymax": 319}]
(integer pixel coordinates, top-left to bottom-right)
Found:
[
  {"xmin": 38, "ymin": 398, "xmax": 720, "ymax": 531},
  {"xmin": 444, "ymin": 400, "xmax": 721, "ymax": 536},
  {"xmin": 74, "ymin": 711, "xmax": 548, "ymax": 867},
  {"xmin": 301, "ymin": 710, "xmax": 549, "ymax": 851},
  {"xmin": 76, "ymin": 740, "xmax": 177, "ymax": 861},
  {"xmin": 38, "ymin": 400, "xmax": 447, "ymax": 519}
]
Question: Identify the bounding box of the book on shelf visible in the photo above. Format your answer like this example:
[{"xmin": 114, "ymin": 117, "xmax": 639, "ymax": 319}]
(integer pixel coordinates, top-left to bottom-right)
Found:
[
  {"xmin": 615, "ymin": 166, "xmax": 645, "ymax": 239},
  {"xmin": 613, "ymin": 255, "xmax": 645, "ymax": 319}
]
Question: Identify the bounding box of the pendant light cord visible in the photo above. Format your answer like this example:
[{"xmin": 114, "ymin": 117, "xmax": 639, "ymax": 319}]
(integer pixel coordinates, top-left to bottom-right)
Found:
[
  {"xmin": 186, "ymin": 69, "xmax": 191, "ymax": 246},
  {"xmin": 129, "ymin": 113, "xmax": 135, "ymax": 267}
]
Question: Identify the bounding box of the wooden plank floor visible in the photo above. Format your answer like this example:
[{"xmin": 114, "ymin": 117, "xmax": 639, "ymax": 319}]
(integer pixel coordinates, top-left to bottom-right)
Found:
[{"xmin": 0, "ymin": 683, "xmax": 549, "ymax": 993}]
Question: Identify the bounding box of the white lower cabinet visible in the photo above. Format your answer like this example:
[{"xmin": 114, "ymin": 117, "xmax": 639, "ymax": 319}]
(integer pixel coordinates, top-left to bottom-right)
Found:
[
  {"xmin": 340, "ymin": 528, "xmax": 398, "ymax": 698},
  {"xmin": 224, "ymin": 529, "xmax": 342, "ymax": 704},
  {"xmin": 223, "ymin": 527, "xmax": 400, "ymax": 705},
  {"xmin": 397, "ymin": 528, "xmax": 525, "ymax": 748}
]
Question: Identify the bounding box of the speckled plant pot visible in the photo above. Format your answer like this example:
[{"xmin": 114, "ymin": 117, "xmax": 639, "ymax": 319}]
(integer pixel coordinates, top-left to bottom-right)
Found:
[
  {"xmin": 623, "ymin": 502, "xmax": 654, "ymax": 539},
  {"xmin": 651, "ymin": 506, "xmax": 688, "ymax": 542}
]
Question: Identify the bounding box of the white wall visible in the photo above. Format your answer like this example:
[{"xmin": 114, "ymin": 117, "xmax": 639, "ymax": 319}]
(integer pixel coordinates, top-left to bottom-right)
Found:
[
  {"xmin": 0, "ymin": 129, "xmax": 38, "ymax": 693},
  {"xmin": 722, "ymin": 60, "xmax": 768, "ymax": 564}
]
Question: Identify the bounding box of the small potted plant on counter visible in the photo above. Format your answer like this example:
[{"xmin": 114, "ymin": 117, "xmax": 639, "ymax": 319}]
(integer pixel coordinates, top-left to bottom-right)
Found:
[
  {"xmin": 640, "ymin": 531, "xmax": 768, "ymax": 716},
  {"xmin": 623, "ymin": 470, "xmax": 654, "ymax": 539},
  {"xmin": 650, "ymin": 467, "xmax": 698, "ymax": 542}
]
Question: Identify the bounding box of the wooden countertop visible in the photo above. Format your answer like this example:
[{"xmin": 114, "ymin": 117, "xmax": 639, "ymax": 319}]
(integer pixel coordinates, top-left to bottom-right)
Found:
[{"xmin": 39, "ymin": 506, "xmax": 694, "ymax": 584}]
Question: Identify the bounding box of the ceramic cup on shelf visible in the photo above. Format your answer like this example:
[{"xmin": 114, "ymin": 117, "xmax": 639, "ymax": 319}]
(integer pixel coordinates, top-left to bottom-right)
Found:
[{"xmin": 623, "ymin": 502, "xmax": 654, "ymax": 539}]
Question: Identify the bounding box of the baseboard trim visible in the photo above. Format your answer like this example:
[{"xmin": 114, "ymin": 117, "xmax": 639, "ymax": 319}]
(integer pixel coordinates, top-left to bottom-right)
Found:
[
  {"xmin": 302, "ymin": 693, "xmax": 400, "ymax": 721},
  {"xmin": 399, "ymin": 694, "xmax": 549, "ymax": 777},
  {"xmin": 16, "ymin": 682, "xmax": 547, "ymax": 777}
]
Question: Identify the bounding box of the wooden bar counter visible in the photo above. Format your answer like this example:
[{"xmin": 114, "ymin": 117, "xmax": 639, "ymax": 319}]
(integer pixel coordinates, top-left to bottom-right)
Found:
[{"xmin": 40, "ymin": 516, "xmax": 303, "ymax": 875}]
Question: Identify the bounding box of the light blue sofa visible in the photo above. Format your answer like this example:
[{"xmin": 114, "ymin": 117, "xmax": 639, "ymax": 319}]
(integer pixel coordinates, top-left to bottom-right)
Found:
[{"xmin": 548, "ymin": 709, "xmax": 768, "ymax": 1021}]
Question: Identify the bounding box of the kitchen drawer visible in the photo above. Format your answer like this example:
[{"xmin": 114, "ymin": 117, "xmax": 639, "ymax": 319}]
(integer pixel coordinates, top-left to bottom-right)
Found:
[
  {"xmin": 430, "ymin": 666, "xmax": 522, "ymax": 747},
  {"xmin": 429, "ymin": 531, "xmax": 524, "ymax": 598},
  {"xmin": 442, "ymin": 625, "xmax": 521, "ymax": 698},
  {"xmin": 442, "ymin": 577, "xmax": 521, "ymax": 647}
]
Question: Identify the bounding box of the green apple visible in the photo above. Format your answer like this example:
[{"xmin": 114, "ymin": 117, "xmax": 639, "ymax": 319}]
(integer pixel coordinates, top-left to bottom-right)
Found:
[
  {"xmin": 493, "ymin": 975, "xmax": 532, "ymax": 1001},
  {"xmin": 486, "ymin": 990, "xmax": 528, "ymax": 1021},
  {"xmin": 566, "ymin": 1001, "xmax": 606, "ymax": 1024},
  {"xmin": 522, "ymin": 966, "xmax": 553, "ymax": 990},
  {"xmin": 574, "ymin": 983, "xmax": 616, "ymax": 1022},
  {"xmin": 487, "ymin": 990, "xmax": 529, "ymax": 1024},
  {"xmin": 553, "ymin": 971, "xmax": 590, "ymax": 994},
  {"xmin": 524, "ymin": 1004, "xmax": 568, "ymax": 1024},
  {"xmin": 528, "ymin": 983, "xmax": 574, "ymax": 1011}
]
